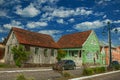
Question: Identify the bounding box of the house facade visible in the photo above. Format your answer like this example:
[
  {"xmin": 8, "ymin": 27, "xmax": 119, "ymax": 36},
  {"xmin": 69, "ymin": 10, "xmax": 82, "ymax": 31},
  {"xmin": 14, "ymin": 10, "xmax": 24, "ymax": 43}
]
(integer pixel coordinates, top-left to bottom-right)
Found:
[
  {"xmin": 103, "ymin": 46, "xmax": 120, "ymax": 65},
  {"xmin": 4, "ymin": 27, "xmax": 58, "ymax": 65},
  {"xmin": 57, "ymin": 30, "xmax": 103, "ymax": 67}
]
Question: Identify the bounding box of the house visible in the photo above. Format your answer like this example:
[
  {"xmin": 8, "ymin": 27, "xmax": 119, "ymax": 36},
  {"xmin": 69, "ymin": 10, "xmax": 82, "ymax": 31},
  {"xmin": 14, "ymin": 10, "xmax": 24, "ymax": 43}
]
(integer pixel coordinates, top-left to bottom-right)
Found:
[
  {"xmin": 4, "ymin": 27, "xmax": 59, "ymax": 65},
  {"xmin": 57, "ymin": 30, "xmax": 103, "ymax": 67},
  {"xmin": 103, "ymin": 46, "xmax": 120, "ymax": 65},
  {"xmin": 0, "ymin": 42, "xmax": 5, "ymax": 63}
]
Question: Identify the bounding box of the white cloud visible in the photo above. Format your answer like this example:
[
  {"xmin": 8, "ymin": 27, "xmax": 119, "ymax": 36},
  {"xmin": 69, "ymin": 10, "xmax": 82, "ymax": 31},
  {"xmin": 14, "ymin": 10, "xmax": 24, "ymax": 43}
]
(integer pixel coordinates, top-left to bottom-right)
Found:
[
  {"xmin": 68, "ymin": 18, "xmax": 75, "ymax": 23},
  {"xmin": 42, "ymin": 6, "xmax": 55, "ymax": 11},
  {"xmin": 1, "ymin": 37, "xmax": 4, "ymax": 41},
  {"xmin": 112, "ymin": 27, "xmax": 120, "ymax": 33},
  {"xmin": 52, "ymin": 8, "xmax": 74, "ymax": 18},
  {"xmin": 103, "ymin": 19, "xmax": 112, "ymax": 23},
  {"xmin": 97, "ymin": 0, "xmax": 111, "ymax": 4},
  {"xmin": 56, "ymin": 19, "xmax": 64, "ymax": 24},
  {"xmin": 0, "ymin": 29, "xmax": 4, "ymax": 33},
  {"xmin": 113, "ymin": 20, "xmax": 120, "ymax": 23},
  {"xmin": 39, "ymin": 29, "xmax": 62, "ymax": 41},
  {"xmin": 3, "ymin": 20, "xmax": 23, "ymax": 29},
  {"xmin": 36, "ymin": 0, "xmax": 58, "ymax": 4},
  {"xmin": 0, "ymin": 10, "xmax": 7, "ymax": 17},
  {"xmin": 26, "ymin": 21, "xmax": 48, "ymax": 28},
  {"xmin": 103, "ymin": 15, "xmax": 107, "ymax": 19},
  {"xmin": 51, "ymin": 7, "xmax": 92, "ymax": 18},
  {"xmin": 75, "ymin": 8, "xmax": 92, "ymax": 15},
  {"xmin": 15, "ymin": 3, "xmax": 40, "ymax": 17},
  {"xmin": 39, "ymin": 30, "xmax": 62, "ymax": 36},
  {"xmin": 74, "ymin": 19, "xmax": 119, "ymax": 31},
  {"xmin": 74, "ymin": 20, "xmax": 106, "ymax": 30},
  {"xmin": 0, "ymin": 0, "xmax": 4, "ymax": 5}
]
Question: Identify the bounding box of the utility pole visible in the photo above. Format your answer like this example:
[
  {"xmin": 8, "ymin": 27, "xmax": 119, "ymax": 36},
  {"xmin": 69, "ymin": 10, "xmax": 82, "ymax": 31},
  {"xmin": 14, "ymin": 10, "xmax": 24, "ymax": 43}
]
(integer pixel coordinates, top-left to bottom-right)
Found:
[{"xmin": 107, "ymin": 22, "xmax": 112, "ymax": 66}]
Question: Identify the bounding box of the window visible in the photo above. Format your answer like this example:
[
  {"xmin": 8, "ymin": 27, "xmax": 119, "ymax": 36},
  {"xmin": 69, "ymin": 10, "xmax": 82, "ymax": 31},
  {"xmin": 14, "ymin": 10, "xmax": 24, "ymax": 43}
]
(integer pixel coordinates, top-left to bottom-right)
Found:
[
  {"xmin": 69, "ymin": 51, "xmax": 77, "ymax": 57},
  {"xmin": 35, "ymin": 47, "xmax": 39, "ymax": 54},
  {"xmin": 51, "ymin": 49, "xmax": 54, "ymax": 57},
  {"xmin": 44, "ymin": 48, "xmax": 48, "ymax": 57},
  {"xmin": 79, "ymin": 50, "xmax": 82, "ymax": 58}
]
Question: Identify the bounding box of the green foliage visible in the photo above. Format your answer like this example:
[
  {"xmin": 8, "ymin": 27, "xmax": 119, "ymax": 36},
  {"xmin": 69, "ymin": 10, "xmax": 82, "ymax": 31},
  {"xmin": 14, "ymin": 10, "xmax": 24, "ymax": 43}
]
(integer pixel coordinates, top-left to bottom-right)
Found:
[
  {"xmin": 0, "ymin": 63, "xmax": 15, "ymax": 68},
  {"xmin": 82, "ymin": 67, "xmax": 106, "ymax": 76},
  {"xmin": 82, "ymin": 68, "xmax": 94, "ymax": 76},
  {"xmin": 112, "ymin": 65, "xmax": 120, "ymax": 70},
  {"xmin": 16, "ymin": 74, "xmax": 34, "ymax": 80},
  {"xmin": 61, "ymin": 71, "xmax": 73, "ymax": 78},
  {"xmin": 11, "ymin": 45, "xmax": 30, "ymax": 67},
  {"xmin": 56, "ymin": 49, "xmax": 66, "ymax": 61}
]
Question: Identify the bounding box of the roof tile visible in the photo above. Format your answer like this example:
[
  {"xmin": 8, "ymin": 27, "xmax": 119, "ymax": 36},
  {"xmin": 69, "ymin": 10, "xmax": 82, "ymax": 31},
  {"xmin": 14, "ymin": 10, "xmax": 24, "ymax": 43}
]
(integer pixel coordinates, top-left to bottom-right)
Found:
[
  {"xmin": 57, "ymin": 30, "xmax": 92, "ymax": 48},
  {"xmin": 12, "ymin": 27, "xmax": 59, "ymax": 48}
]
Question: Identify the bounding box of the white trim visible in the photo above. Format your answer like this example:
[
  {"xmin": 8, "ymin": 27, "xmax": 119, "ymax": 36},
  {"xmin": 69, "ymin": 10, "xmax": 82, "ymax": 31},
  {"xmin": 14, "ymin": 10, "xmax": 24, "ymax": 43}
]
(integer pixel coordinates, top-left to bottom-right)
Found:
[{"xmin": 82, "ymin": 30, "xmax": 93, "ymax": 47}]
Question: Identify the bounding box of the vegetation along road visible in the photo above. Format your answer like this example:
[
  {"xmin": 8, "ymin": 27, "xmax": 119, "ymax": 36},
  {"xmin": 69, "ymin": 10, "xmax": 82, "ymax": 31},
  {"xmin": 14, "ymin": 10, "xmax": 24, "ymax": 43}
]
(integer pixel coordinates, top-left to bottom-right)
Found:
[{"xmin": 0, "ymin": 67, "xmax": 83, "ymax": 80}]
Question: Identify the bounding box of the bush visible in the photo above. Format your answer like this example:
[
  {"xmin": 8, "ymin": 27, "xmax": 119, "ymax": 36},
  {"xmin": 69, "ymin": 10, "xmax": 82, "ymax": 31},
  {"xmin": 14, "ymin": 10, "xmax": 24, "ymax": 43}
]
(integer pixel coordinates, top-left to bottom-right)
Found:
[
  {"xmin": 82, "ymin": 68, "xmax": 94, "ymax": 76},
  {"xmin": 107, "ymin": 64, "xmax": 120, "ymax": 71},
  {"xmin": 82, "ymin": 67, "xmax": 106, "ymax": 76},
  {"xmin": 0, "ymin": 63, "xmax": 16, "ymax": 68},
  {"xmin": 16, "ymin": 74, "xmax": 34, "ymax": 80},
  {"xmin": 61, "ymin": 71, "xmax": 73, "ymax": 78},
  {"xmin": 94, "ymin": 67, "xmax": 106, "ymax": 73}
]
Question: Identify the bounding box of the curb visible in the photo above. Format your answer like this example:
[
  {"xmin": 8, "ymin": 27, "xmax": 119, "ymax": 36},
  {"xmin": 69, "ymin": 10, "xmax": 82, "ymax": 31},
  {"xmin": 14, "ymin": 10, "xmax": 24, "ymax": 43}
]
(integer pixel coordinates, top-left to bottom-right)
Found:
[
  {"xmin": 0, "ymin": 69, "xmax": 52, "ymax": 73},
  {"xmin": 69, "ymin": 70, "xmax": 120, "ymax": 80}
]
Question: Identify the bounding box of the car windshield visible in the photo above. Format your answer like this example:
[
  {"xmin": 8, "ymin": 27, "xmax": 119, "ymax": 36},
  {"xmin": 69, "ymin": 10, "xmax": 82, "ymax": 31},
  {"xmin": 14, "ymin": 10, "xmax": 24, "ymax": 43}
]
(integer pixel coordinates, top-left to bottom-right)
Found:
[{"xmin": 57, "ymin": 60, "xmax": 67, "ymax": 64}]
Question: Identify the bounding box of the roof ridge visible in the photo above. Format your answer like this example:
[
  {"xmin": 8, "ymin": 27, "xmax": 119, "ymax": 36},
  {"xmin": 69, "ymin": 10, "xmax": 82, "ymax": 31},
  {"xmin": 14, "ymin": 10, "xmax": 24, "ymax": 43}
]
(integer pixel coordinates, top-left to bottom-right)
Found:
[
  {"xmin": 61, "ymin": 30, "xmax": 92, "ymax": 37},
  {"xmin": 12, "ymin": 27, "xmax": 51, "ymax": 37}
]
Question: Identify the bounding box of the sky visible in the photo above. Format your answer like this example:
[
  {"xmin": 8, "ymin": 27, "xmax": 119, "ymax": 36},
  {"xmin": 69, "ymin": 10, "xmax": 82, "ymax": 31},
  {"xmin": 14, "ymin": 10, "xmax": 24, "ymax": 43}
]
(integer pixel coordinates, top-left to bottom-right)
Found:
[{"xmin": 0, "ymin": 0, "xmax": 120, "ymax": 46}]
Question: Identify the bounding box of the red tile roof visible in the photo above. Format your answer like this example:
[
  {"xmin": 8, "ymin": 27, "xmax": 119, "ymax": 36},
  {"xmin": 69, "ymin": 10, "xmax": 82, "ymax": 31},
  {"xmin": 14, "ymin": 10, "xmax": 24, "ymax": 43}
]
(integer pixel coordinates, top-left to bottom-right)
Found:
[
  {"xmin": 57, "ymin": 30, "xmax": 92, "ymax": 48},
  {"xmin": 12, "ymin": 27, "xmax": 59, "ymax": 48}
]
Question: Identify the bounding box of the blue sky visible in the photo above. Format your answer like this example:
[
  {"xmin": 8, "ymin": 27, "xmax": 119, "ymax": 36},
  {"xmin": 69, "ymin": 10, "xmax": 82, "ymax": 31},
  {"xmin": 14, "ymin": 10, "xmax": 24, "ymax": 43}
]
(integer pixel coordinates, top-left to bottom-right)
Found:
[{"xmin": 0, "ymin": 0, "xmax": 120, "ymax": 46}]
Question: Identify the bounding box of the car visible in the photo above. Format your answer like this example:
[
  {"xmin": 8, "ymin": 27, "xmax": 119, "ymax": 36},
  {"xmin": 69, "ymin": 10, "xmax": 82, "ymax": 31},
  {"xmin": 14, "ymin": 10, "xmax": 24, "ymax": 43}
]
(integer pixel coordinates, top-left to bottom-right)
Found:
[
  {"xmin": 52, "ymin": 60, "xmax": 76, "ymax": 70},
  {"xmin": 111, "ymin": 61, "xmax": 119, "ymax": 66}
]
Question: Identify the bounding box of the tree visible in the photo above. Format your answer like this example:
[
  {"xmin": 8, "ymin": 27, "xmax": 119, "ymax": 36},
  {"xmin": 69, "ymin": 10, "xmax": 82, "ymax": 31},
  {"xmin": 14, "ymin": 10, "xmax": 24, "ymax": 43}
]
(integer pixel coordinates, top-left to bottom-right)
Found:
[
  {"xmin": 11, "ymin": 45, "xmax": 30, "ymax": 67},
  {"xmin": 56, "ymin": 49, "xmax": 66, "ymax": 61}
]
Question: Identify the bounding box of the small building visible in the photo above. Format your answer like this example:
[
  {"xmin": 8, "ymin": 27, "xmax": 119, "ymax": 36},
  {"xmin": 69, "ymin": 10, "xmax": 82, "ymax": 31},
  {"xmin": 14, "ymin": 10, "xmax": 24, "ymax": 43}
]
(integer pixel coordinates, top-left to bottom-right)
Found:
[
  {"xmin": 57, "ymin": 30, "xmax": 103, "ymax": 67},
  {"xmin": 103, "ymin": 46, "xmax": 120, "ymax": 65},
  {"xmin": 4, "ymin": 27, "xmax": 59, "ymax": 66}
]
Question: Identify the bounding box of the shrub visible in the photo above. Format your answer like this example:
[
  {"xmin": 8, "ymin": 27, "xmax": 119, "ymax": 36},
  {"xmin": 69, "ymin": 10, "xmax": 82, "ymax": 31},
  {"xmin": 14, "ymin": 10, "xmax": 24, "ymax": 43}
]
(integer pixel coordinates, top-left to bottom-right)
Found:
[
  {"xmin": 56, "ymin": 49, "xmax": 66, "ymax": 61},
  {"xmin": 82, "ymin": 67, "xmax": 106, "ymax": 76},
  {"xmin": 0, "ymin": 63, "xmax": 16, "ymax": 68},
  {"xmin": 62, "ymin": 71, "xmax": 73, "ymax": 78},
  {"xmin": 112, "ymin": 65, "xmax": 120, "ymax": 70},
  {"xmin": 16, "ymin": 74, "xmax": 34, "ymax": 80},
  {"xmin": 82, "ymin": 68, "xmax": 94, "ymax": 76},
  {"xmin": 11, "ymin": 45, "xmax": 31, "ymax": 67},
  {"xmin": 94, "ymin": 67, "xmax": 106, "ymax": 73}
]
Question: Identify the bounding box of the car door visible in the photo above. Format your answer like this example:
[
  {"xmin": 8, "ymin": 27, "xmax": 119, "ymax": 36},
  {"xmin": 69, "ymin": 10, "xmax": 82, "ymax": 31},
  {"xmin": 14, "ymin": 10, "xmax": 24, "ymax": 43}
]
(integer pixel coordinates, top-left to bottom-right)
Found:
[{"xmin": 69, "ymin": 60, "xmax": 74, "ymax": 69}]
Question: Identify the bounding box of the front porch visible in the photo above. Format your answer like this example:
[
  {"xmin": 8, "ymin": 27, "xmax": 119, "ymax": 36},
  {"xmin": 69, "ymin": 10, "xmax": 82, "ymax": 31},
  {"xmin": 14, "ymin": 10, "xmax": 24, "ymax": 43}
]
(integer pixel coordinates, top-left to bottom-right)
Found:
[{"xmin": 62, "ymin": 48, "xmax": 83, "ymax": 67}]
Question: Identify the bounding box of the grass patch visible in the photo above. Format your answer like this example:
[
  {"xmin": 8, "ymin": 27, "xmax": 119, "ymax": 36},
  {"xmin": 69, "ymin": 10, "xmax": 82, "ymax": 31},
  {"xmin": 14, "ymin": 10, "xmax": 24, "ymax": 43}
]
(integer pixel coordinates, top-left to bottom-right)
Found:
[
  {"xmin": 16, "ymin": 74, "xmax": 34, "ymax": 80},
  {"xmin": 0, "ymin": 63, "xmax": 16, "ymax": 68}
]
